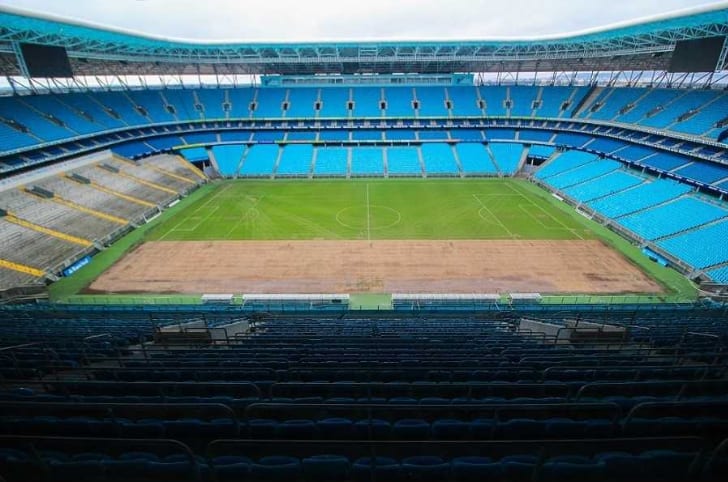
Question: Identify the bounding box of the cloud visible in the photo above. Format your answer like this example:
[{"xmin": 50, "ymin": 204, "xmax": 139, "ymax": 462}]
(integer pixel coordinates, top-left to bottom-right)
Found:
[{"xmin": 0, "ymin": 0, "xmax": 723, "ymax": 41}]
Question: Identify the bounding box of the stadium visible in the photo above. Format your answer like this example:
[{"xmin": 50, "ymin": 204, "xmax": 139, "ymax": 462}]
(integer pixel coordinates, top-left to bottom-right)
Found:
[{"xmin": 1, "ymin": 0, "xmax": 728, "ymax": 480}]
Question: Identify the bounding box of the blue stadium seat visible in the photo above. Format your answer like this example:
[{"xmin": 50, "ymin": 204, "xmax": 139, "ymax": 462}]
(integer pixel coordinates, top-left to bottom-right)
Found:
[
  {"xmin": 352, "ymin": 456, "xmax": 401, "ymax": 481},
  {"xmin": 302, "ymin": 454, "xmax": 350, "ymax": 480},
  {"xmin": 452, "ymin": 456, "xmax": 503, "ymax": 481},
  {"xmin": 251, "ymin": 456, "xmax": 301, "ymax": 481},
  {"xmin": 212, "ymin": 456, "xmax": 253, "ymax": 482},
  {"xmin": 401, "ymin": 456, "xmax": 450, "ymax": 481}
]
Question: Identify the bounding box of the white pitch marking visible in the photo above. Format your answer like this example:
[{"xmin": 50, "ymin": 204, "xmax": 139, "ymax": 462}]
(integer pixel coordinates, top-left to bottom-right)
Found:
[
  {"xmin": 472, "ymin": 193, "xmax": 515, "ymax": 238},
  {"xmin": 366, "ymin": 183, "xmax": 371, "ymax": 241}
]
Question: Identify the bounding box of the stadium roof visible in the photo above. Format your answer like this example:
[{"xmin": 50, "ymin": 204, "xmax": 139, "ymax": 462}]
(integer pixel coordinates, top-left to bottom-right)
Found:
[{"xmin": 0, "ymin": 4, "xmax": 727, "ymax": 76}]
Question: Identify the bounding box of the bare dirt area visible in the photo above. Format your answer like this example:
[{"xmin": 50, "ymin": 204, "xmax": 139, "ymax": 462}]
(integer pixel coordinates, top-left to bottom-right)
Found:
[{"xmin": 86, "ymin": 240, "xmax": 663, "ymax": 295}]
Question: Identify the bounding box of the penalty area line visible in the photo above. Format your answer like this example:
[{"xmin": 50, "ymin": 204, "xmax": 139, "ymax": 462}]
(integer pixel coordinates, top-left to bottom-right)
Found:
[{"xmin": 472, "ymin": 193, "xmax": 515, "ymax": 239}]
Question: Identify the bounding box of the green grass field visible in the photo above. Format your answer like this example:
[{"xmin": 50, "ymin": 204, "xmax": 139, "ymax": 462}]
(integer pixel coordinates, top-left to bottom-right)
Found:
[
  {"xmin": 50, "ymin": 178, "xmax": 698, "ymax": 303},
  {"xmin": 147, "ymin": 178, "xmax": 594, "ymax": 241}
]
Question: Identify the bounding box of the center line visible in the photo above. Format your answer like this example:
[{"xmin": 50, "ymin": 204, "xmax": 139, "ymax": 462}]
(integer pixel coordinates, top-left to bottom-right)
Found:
[{"xmin": 366, "ymin": 183, "xmax": 371, "ymax": 241}]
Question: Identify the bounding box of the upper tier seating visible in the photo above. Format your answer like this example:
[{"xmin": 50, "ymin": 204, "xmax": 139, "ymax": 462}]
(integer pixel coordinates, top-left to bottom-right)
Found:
[
  {"xmin": 415, "ymin": 87, "xmax": 450, "ymax": 117},
  {"xmin": 383, "ymin": 87, "xmax": 415, "ymax": 117},
  {"xmin": 3, "ymin": 86, "xmax": 728, "ymax": 161},
  {"xmin": 509, "ymin": 86, "xmax": 539, "ymax": 117},
  {"xmin": 195, "ymin": 88, "xmax": 227, "ymax": 119},
  {"xmin": 286, "ymin": 88, "xmax": 319, "ymax": 118},
  {"xmin": 319, "ymin": 87, "xmax": 350, "ymax": 118}
]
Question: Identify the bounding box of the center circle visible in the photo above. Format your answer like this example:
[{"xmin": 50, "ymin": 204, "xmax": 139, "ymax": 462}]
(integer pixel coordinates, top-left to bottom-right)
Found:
[{"xmin": 336, "ymin": 205, "xmax": 402, "ymax": 231}]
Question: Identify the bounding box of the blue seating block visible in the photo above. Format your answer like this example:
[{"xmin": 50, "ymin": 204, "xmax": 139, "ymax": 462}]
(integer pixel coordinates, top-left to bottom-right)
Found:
[
  {"xmin": 489, "ymin": 143, "xmax": 523, "ymax": 174},
  {"xmin": 314, "ymin": 147, "xmax": 348, "ymax": 176},
  {"xmin": 212, "ymin": 145, "xmax": 244, "ymax": 176},
  {"xmin": 620, "ymin": 197, "xmax": 728, "ymax": 240},
  {"xmin": 421, "ymin": 143, "xmax": 459, "ymax": 175}
]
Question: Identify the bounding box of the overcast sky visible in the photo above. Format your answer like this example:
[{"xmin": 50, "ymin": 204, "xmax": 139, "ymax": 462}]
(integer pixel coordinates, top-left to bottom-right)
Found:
[{"xmin": 0, "ymin": 0, "xmax": 725, "ymax": 41}]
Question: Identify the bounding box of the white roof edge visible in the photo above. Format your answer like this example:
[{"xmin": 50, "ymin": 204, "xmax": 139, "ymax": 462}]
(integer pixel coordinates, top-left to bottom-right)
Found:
[{"xmin": 0, "ymin": 2, "xmax": 727, "ymax": 45}]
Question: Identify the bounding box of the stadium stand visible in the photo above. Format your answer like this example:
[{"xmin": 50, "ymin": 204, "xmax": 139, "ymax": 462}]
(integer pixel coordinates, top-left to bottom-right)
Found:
[
  {"xmin": 447, "ymin": 87, "xmax": 483, "ymax": 116},
  {"xmin": 641, "ymin": 152, "xmax": 691, "ymax": 172},
  {"xmin": 0, "ymin": 189, "xmax": 121, "ymax": 242},
  {"xmin": 544, "ymin": 159, "xmax": 622, "ymax": 190},
  {"xmin": 527, "ymin": 145, "xmax": 557, "ymax": 159},
  {"xmin": 351, "ymin": 147, "xmax": 384, "ymax": 176},
  {"xmin": 535, "ymin": 150, "xmax": 598, "ymax": 179},
  {"xmin": 707, "ymin": 266, "xmax": 728, "ymax": 283},
  {"xmin": 619, "ymin": 197, "xmax": 728, "ymax": 240},
  {"xmin": 385, "ymin": 129, "xmax": 418, "ymax": 140},
  {"xmin": 383, "ymin": 87, "xmax": 415, "ymax": 117},
  {"xmin": 240, "ymin": 144, "xmax": 280, "ymax": 176},
  {"xmin": 386, "ymin": 147, "xmax": 422, "ymax": 176},
  {"xmin": 657, "ymin": 220, "xmax": 728, "ymax": 269},
  {"xmin": 509, "ymin": 86, "xmax": 539, "ymax": 117},
  {"xmin": 415, "ymin": 86, "xmax": 450, "ymax": 117},
  {"xmin": 0, "ymin": 152, "xmax": 203, "ymax": 291},
  {"xmin": 479, "ymin": 86, "xmax": 507, "ymax": 116},
  {"xmin": 562, "ymin": 170, "xmax": 645, "ymax": 203},
  {"xmin": 674, "ymin": 161, "xmax": 728, "ymax": 185},
  {"xmin": 455, "ymin": 143, "xmax": 499, "ymax": 175},
  {"xmin": 319, "ymin": 87, "xmax": 350, "ymax": 118},
  {"xmin": 313, "ymin": 147, "xmax": 348, "ymax": 176},
  {"xmin": 4, "ymin": 6, "xmax": 728, "ymax": 480},
  {"xmin": 489, "ymin": 143, "xmax": 523, "ymax": 175},
  {"xmin": 211, "ymin": 145, "xmax": 245, "ymax": 176},
  {"xmin": 227, "ymin": 88, "xmax": 255, "ymax": 118},
  {"xmin": 421, "ymin": 143, "xmax": 459, "ymax": 176},
  {"xmin": 0, "ymin": 307, "xmax": 728, "ymax": 481},
  {"xmin": 519, "ymin": 129, "xmax": 554, "ymax": 143},
  {"xmin": 352, "ymin": 130, "xmax": 383, "ymax": 141},
  {"xmin": 179, "ymin": 146, "xmax": 209, "ymax": 163},
  {"xmin": 351, "ymin": 87, "xmax": 382, "ymax": 117},
  {"xmin": 3, "ymin": 87, "xmax": 728, "ymax": 156},
  {"xmin": 587, "ymin": 178, "xmax": 693, "ymax": 218},
  {"xmin": 195, "ymin": 88, "xmax": 227, "ymax": 119},
  {"xmin": 253, "ymin": 89, "xmax": 286, "ymax": 118},
  {"xmin": 277, "ymin": 144, "xmax": 314, "ymax": 176},
  {"xmin": 286, "ymin": 88, "xmax": 318, "ymax": 118}
]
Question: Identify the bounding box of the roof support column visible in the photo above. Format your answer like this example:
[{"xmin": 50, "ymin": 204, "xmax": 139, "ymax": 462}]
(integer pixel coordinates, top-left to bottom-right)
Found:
[{"xmin": 10, "ymin": 41, "xmax": 29, "ymax": 78}]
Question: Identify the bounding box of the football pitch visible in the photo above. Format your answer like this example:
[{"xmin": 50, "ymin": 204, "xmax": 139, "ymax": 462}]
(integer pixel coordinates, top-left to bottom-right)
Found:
[
  {"xmin": 51, "ymin": 178, "xmax": 698, "ymax": 302},
  {"xmin": 147, "ymin": 178, "xmax": 595, "ymax": 241}
]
